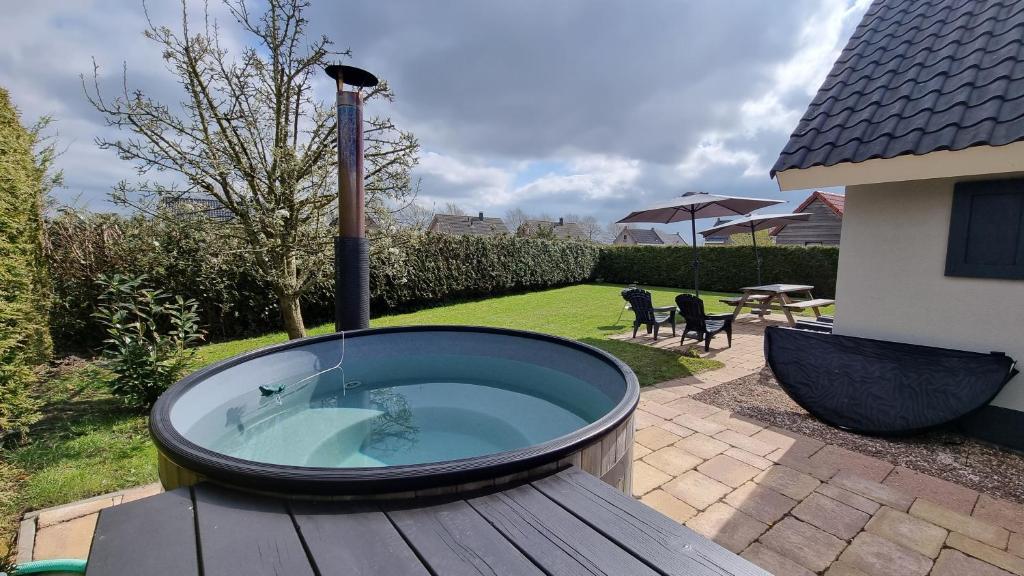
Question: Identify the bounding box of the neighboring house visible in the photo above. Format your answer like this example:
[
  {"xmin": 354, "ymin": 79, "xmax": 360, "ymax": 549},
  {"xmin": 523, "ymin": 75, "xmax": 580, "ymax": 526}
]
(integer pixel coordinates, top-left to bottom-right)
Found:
[
  {"xmin": 161, "ymin": 197, "xmax": 234, "ymax": 221},
  {"xmin": 702, "ymin": 219, "xmax": 734, "ymax": 246},
  {"xmin": 517, "ymin": 218, "xmax": 587, "ymax": 240},
  {"xmin": 427, "ymin": 212, "xmax": 510, "ymax": 236},
  {"xmin": 773, "ymin": 0, "xmax": 1024, "ymax": 450},
  {"xmin": 769, "ymin": 190, "xmax": 844, "ymax": 246},
  {"xmin": 613, "ymin": 227, "xmax": 687, "ymax": 246}
]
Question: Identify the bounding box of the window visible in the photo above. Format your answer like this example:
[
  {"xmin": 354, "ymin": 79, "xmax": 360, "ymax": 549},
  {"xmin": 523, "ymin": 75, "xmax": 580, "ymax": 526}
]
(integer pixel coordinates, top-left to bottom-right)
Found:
[{"xmin": 945, "ymin": 178, "xmax": 1024, "ymax": 279}]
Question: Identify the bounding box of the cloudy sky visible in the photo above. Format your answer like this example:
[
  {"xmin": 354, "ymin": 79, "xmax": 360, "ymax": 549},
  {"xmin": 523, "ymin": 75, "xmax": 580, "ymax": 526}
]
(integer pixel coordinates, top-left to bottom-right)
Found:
[{"xmin": 1, "ymin": 0, "xmax": 869, "ymax": 237}]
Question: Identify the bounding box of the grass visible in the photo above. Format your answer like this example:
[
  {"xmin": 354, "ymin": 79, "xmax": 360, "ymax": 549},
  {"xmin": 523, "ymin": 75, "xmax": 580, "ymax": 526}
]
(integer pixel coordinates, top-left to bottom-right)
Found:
[{"xmin": 2, "ymin": 282, "xmax": 817, "ymax": 550}]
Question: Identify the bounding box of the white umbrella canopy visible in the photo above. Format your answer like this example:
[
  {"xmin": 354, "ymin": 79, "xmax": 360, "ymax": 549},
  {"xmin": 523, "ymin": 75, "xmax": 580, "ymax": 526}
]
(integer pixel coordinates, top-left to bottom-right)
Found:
[
  {"xmin": 617, "ymin": 192, "xmax": 785, "ymax": 297},
  {"xmin": 700, "ymin": 212, "xmax": 812, "ymax": 285}
]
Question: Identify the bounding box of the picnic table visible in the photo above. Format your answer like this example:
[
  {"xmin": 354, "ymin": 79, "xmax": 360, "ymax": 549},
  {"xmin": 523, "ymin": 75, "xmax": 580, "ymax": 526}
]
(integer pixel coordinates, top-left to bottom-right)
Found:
[
  {"xmin": 727, "ymin": 284, "xmax": 834, "ymax": 326},
  {"xmin": 84, "ymin": 466, "xmax": 768, "ymax": 576}
]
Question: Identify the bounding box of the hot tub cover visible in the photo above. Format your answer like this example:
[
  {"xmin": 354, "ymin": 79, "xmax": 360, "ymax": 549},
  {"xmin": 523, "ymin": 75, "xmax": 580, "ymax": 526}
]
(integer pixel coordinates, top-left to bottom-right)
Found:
[{"xmin": 764, "ymin": 327, "xmax": 1018, "ymax": 435}]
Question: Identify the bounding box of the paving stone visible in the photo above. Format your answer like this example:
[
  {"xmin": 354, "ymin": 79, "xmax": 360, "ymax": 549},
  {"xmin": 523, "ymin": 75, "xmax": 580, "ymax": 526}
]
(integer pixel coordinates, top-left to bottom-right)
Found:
[
  {"xmin": 631, "ymin": 460, "xmax": 672, "ymax": 497},
  {"xmin": 671, "ymin": 413, "xmax": 727, "ymax": 435},
  {"xmin": 33, "ymin": 513, "xmax": 98, "ymax": 560},
  {"xmin": 655, "ymin": 421, "xmax": 694, "ymax": 439},
  {"xmin": 685, "ymin": 502, "xmax": 767, "ymax": 553},
  {"xmin": 118, "ymin": 482, "xmax": 162, "ymax": 504},
  {"xmin": 946, "ymin": 532, "xmax": 1024, "ymax": 575},
  {"xmin": 825, "ymin": 561, "xmax": 871, "ymax": 576},
  {"xmin": 741, "ymin": 542, "xmax": 815, "ymax": 576},
  {"xmin": 635, "ymin": 426, "xmax": 682, "ymax": 451},
  {"xmin": 713, "ymin": 429, "xmax": 774, "ymax": 456},
  {"xmin": 724, "ymin": 482, "xmax": 797, "ymax": 524},
  {"xmin": 639, "ymin": 388, "xmax": 680, "ymax": 404},
  {"xmin": 704, "ymin": 411, "xmax": 766, "ymax": 436},
  {"xmin": 638, "ymin": 399, "xmax": 682, "ymax": 420},
  {"xmin": 633, "ymin": 410, "xmax": 664, "ymax": 430},
  {"xmin": 640, "ymin": 489, "xmax": 697, "ymax": 524},
  {"xmin": 975, "ymin": 495, "xmax": 1024, "ymax": 534},
  {"xmin": 1010, "ymin": 532, "xmax": 1024, "ymax": 558},
  {"xmin": 909, "ymin": 498, "xmax": 1009, "ymax": 549},
  {"xmin": 632, "ymin": 443, "xmax": 652, "ymax": 460},
  {"xmin": 751, "ymin": 426, "xmax": 824, "ymax": 459},
  {"xmin": 837, "ymin": 532, "xmax": 932, "ymax": 576},
  {"xmin": 36, "ymin": 497, "xmax": 114, "ymax": 528},
  {"xmin": 16, "ymin": 518, "xmax": 34, "ymax": 564},
  {"xmin": 883, "ymin": 466, "xmax": 978, "ymax": 516},
  {"xmin": 754, "ymin": 465, "xmax": 820, "ymax": 501},
  {"xmin": 665, "ymin": 397, "xmax": 721, "ymax": 418},
  {"xmin": 864, "ymin": 506, "xmax": 947, "ymax": 558},
  {"xmin": 816, "ymin": 483, "xmax": 881, "ymax": 515},
  {"xmin": 643, "ymin": 446, "xmax": 703, "ymax": 476},
  {"xmin": 697, "ymin": 454, "xmax": 761, "ymax": 488},
  {"xmin": 674, "ymin": 433, "xmax": 729, "ymax": 459},
  {"xmin": 932, "ymin": 549, "xmax": 1014, "ymax": 576},
  {"xmin": 759, "ymin": 517, "xmax": 846, "ymax": 572},
  {"xmin": 809, "ymin": 445, "xmax": 893, "ymax": 483},
  {"xmin": 830, "ymin": 471, "xmax": 914, "ymax": 512},
  {"xmin": 770, "ymin": 451, "xmax": 839, "ymax": 480},
  {"xmin": 663, "ymin": 470, "xmax": 732, "ymax": 511},
  {"xmin": 723, "ymin": 447, "xmax": 772, "ymax": 470},
  {"xmin": 792, "ymin": 492, "xmax": 870, "ymax": 540}
]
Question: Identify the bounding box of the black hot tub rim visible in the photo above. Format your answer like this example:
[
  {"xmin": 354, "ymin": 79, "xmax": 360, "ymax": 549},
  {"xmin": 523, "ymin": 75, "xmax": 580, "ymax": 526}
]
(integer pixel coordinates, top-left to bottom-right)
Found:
[{"xmin": 150, "ymin": 325, "xmax": 640, "ymax": 495}]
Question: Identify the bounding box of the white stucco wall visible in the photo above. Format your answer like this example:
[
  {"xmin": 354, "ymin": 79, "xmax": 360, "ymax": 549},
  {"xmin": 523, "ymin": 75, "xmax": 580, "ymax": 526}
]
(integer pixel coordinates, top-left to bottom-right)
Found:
[{"xmin": 834, "ymin": 177, "xmax": 1024, "ymax": 411}]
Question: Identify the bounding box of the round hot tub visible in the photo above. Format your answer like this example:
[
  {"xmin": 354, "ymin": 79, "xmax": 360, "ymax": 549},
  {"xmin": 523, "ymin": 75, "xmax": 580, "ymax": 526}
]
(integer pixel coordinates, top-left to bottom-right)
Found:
[{"xmin": 151, "ymin": 326, "xmax": 639, "ymax": 497}]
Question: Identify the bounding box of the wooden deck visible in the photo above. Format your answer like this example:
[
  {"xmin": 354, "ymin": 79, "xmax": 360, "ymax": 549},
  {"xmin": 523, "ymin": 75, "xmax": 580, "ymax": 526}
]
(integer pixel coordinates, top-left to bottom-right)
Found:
[{"xmin": 86, "ymin": 466, "xmax": 768, "ymax": 575}]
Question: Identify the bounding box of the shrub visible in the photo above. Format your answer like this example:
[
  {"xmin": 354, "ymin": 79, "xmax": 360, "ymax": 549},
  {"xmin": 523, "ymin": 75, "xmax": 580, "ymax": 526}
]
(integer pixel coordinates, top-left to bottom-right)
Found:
[
  {"xmin": 0, "ymin": 87, "xmax": 52, "ymax": 444},
  {"xmin": 93, "ymin": 274, "xmax": 204, "ymax": 409},
  {"xmin": 595, "ymin": 244, "xmax": 840, "ymax": 297}
]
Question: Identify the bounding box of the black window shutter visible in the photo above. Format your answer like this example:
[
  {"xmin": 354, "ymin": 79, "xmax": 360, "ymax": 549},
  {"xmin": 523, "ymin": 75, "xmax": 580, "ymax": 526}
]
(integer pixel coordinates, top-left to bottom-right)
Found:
[{"xmin": 945, "ymin": 179, "xmax": 1024, "ymax": 279}]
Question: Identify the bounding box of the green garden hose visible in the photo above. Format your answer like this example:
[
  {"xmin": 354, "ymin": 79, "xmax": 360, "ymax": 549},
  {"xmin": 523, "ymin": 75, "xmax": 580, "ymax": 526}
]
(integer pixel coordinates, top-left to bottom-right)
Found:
[{"xmin": 9, "ymin": 559, "xmax": 87, "ymax": 574}]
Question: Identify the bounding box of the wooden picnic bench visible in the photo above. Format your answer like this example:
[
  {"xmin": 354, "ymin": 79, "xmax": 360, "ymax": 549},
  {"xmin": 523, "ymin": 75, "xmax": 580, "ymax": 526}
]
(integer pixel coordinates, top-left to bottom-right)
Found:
[
  {"xmin": 85, "ymin": 466, "xmax": 769, "ymax": 576},
  {"xmin": 782, "ymin": 298, "xmax": 835, "ymax": 318},
  {"xmin": 731, "ymin": 284, "xmax": 833, "ymax": 326}
]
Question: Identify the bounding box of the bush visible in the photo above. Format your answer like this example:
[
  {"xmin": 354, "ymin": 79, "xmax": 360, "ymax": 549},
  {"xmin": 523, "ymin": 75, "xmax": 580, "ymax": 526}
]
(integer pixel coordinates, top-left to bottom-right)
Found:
[
  {"xmin": 0, "ymin": 87, "xmax": 52, "ymax": 444},
  {"xmin": 595, "ymin": 244, "xmax": 840, "ymax": 297},
  {"xmin": 93, "ymin": 274, "xmax": 204, "ymax": 409}
]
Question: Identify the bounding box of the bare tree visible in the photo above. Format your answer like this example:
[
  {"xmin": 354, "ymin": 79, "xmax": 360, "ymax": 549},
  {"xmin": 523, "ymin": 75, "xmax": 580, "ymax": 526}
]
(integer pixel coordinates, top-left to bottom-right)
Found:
[
  {"xmin": 393, "ymin": 202, "xmax": 434, "ymax": 231},
  {"xmin": 577, "ymin": 215, "xmax": 602, "ymax": 242},
  {"xmin": 442, "ymin": 202, "xmax": 466, "ymax": 216},
  {"xmin": 85, "ymin": 0, "xmax": 419, "ymax": 339},
  {"xmin": 606, "ymin": 221, "xmax": 627, "ymax": 243},
  {"xmin": 504, "ymin": 207, "xmax": 528, "ymax": 231}
]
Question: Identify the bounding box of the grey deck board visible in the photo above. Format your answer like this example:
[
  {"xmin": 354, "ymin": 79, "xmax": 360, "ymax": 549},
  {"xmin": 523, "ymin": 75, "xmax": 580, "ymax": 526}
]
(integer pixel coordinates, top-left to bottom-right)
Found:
[
  {"xmin": 533, "ymin": 467, "xmax": 770, "ymax": 576},
  {"xmin": 85, "ymin": 488, "xmax": 198, "ymax": 576},
  {"xmin": 86, "ymin": 466, "xmax": 766, "ymax": 576},
  {"xmin": 193, "ymin": 483, "xmax": 315, "ymax": 576},
  {"xmin": 291, "ymin": 500, "xmax": 430, "ymax": 576}
]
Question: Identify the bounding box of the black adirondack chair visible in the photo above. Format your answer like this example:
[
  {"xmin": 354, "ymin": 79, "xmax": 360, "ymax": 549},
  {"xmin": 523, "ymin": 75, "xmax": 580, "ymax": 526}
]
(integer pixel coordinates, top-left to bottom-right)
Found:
[
  {"xmin": 623, "ymin": 288, "xmax": 676, "ymax": 340},
  {"xmin": 676, "ymin": 294, "xmax": 733, "ymax": 351}
]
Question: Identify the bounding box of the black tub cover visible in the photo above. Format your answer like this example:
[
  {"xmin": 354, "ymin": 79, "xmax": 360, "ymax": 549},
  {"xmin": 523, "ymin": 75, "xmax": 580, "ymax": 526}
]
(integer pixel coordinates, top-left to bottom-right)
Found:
[{"xmin": 764, "ymin": 327, "xmax": 1018, "ymax": 435}]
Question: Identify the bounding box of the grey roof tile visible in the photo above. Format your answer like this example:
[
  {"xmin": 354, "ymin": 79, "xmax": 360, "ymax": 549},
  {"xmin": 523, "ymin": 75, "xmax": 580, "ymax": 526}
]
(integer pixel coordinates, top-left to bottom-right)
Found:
[{"xmin": 774, "ymin": 0, "xmax": 1024, "ymax": 175}]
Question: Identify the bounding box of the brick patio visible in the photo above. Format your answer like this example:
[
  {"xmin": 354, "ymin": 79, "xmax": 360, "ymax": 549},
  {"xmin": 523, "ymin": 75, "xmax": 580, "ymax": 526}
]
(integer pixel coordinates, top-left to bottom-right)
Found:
[{"xmin": 21, "ymin": 316, "xmax": 1024, "ymax": 575}]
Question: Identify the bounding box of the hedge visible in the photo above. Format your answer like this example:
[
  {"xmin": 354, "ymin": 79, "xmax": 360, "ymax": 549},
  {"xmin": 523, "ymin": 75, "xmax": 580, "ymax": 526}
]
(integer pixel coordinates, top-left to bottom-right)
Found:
[
  {"xmin": 595, "ymin": 245, "xmax": 840, "ymax": 298},
  {"xmin": 0, "ymin": 88, "xmax": 51, "ymax": 443}
]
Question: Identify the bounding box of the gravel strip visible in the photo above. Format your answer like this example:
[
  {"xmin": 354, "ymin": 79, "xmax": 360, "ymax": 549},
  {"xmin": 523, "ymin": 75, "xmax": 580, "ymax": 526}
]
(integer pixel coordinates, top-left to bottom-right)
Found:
[{"xmin": 692, "ymin": 368, "xmax": 1024, "ymax": 505}]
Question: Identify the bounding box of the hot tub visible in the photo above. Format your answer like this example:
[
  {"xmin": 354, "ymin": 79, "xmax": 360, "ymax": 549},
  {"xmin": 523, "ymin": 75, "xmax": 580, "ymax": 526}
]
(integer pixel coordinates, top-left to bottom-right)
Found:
[{"xmin": 150, "ymin": 326, "xmax": 639, "ymax": 497}]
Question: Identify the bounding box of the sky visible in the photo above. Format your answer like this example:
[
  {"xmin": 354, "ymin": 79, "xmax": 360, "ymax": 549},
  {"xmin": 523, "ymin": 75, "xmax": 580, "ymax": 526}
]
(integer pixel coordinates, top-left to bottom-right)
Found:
[{"xmin": 0, "ymin": 0, "xmax": 871, "ymax": 239}]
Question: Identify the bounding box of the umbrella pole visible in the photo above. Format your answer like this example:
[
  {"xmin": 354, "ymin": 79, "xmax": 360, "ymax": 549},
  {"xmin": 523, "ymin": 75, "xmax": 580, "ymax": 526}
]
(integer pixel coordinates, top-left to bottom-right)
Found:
[
  {"xmin": 690, "ymin": 213, "xmax": 700, "ymax": 299},
  {"xmin": 751, "ymin": 224, "xmax": 762, "ymax": 285}
]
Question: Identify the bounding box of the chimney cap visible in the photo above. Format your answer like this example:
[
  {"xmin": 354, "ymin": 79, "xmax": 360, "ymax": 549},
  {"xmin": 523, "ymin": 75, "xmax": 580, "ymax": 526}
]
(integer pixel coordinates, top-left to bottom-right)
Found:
[
  {"xmin": 324, "ymin": 64, "xmax": 379, "ymax": 88},
  {"xmin": 478, "ymin": 211, "xmax": 484, "ymax": 220},
  {"xmin": 558, "ymin": 217, "xmax": 564, "ymax": 225}
]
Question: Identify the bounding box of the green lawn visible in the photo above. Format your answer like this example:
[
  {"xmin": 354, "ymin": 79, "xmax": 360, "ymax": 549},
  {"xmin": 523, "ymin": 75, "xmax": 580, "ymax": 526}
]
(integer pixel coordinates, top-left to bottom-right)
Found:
[{"xmin": 2, "ymin": 282, "xmax": 798, "ymax": 550}]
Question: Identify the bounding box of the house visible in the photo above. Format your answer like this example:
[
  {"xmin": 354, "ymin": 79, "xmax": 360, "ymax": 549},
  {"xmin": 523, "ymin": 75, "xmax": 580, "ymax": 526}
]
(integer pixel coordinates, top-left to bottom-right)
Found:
[
  {"xmin": 702, "ymin": 218, "xmax": 735, "ymax": 246},
  {"xmin": 769, "ymin": 190, "xmax": 844, "ymax": 246},
  {"xmin": 427, "ymin": 212, "xmax": 509, "ymax": 236},
  {"xmin": 613, "ymin": 227, "xmax": 687, "ymax": 246},
  {"xmin": 773, "ymin": 0, "xmax": 1024, "ymax": 450},
  {"xmin": 517, "ymin": 218, "xmax": 587, "ymax": 240}
]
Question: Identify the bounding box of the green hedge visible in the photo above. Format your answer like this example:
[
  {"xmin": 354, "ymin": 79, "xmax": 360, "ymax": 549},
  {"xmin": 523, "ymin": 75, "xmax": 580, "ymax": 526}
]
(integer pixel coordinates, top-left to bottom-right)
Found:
[
  {"xmin": 595, "ymin": 245, "xmax": 840, "ymax": 298},
  {"xmin": 0, "ymin": 88, "xmax": 50, "ymax": 443}
]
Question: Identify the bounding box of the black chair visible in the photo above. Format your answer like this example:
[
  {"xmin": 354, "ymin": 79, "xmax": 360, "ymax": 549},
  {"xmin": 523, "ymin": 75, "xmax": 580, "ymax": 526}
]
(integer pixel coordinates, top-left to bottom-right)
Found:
[
  {"xmin": 675, "ymin": 294, "xmax": 733, "ymax": 351},
  {"xmin": 623, "ymin": 288, "xmax": 676, "ymax": 340}
]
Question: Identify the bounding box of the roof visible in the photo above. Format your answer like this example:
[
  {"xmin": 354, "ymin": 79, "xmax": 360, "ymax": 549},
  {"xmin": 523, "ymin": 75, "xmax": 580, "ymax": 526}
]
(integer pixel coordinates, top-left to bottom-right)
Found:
[
  {"xmin": 703, "ymin": 218, "xmax": 734, "ymax": 243},
  {"xmin": 428, "ymin": 213, "xmax": 510, "ymax": 236},
  {"xmin": 618, "ymin": 227, "xmax": 687, "ymax": 245},
  {"xmin": 772, "ymin": 0, "xmax": 1024, "ymax": 176},
  {"xmin": 520, "ymin": 219, "xmax": 588, "ymax": 240},
  {"xmin": 770, "ymin": 191, "xmax": 844, "ymax": 236}
]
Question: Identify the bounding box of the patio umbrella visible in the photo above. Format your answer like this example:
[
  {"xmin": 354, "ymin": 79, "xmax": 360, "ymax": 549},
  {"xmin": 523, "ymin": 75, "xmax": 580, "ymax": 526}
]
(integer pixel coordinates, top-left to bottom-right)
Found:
[
  {"xmin": 700, "ymin": 212, "xmax": 812, "ymax": 285},
  {"xmin": 617, "ymin": 192, "xmax": 783, "ymax": 297}
]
